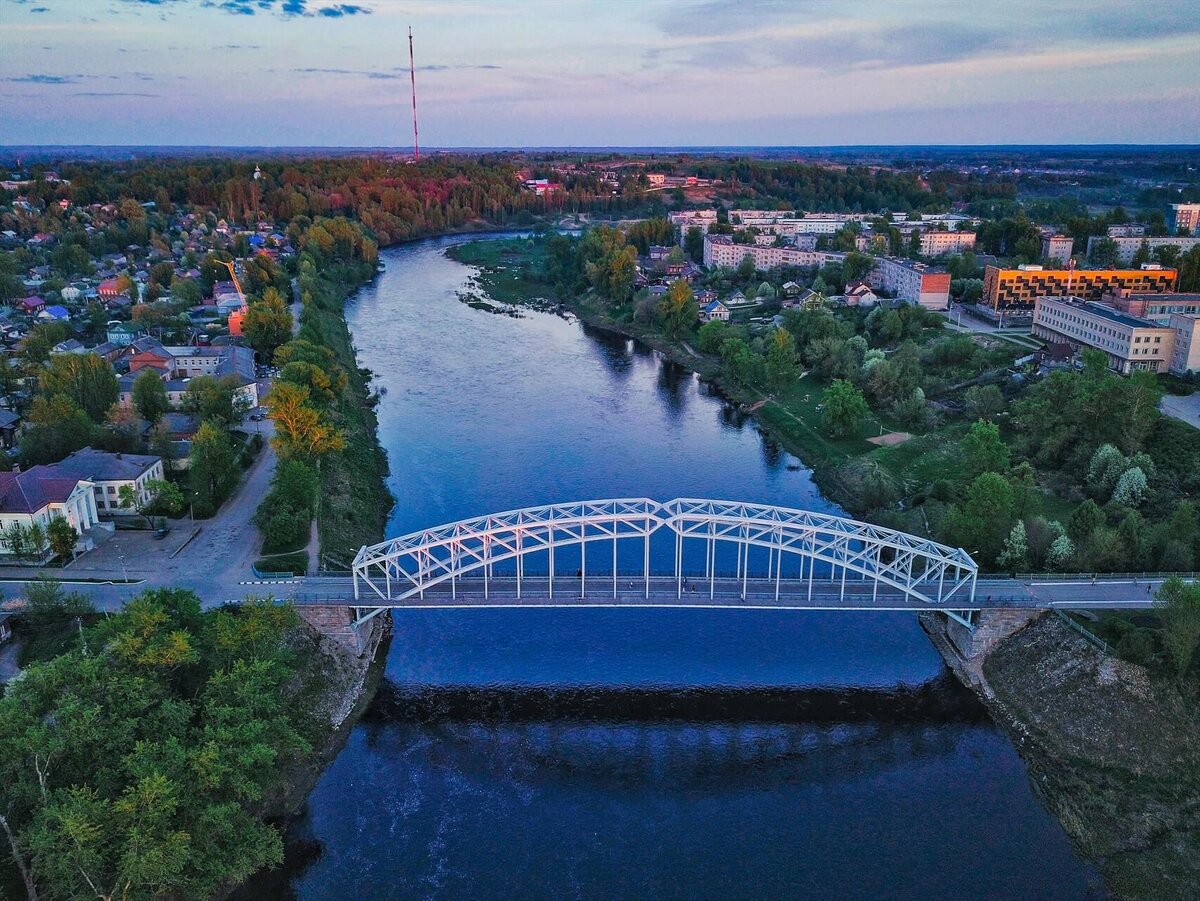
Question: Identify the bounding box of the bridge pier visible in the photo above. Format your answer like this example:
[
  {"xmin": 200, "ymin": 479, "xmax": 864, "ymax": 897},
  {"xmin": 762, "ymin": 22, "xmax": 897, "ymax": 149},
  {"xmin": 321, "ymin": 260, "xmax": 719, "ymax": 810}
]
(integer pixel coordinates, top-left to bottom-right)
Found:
[
  {"xmin": 945, "ymin": 608, "xmax": 1045, "ymax": 660},
  {"xmin": 295, "ymin": 603, "xmax": 378, "ymax": 657}
]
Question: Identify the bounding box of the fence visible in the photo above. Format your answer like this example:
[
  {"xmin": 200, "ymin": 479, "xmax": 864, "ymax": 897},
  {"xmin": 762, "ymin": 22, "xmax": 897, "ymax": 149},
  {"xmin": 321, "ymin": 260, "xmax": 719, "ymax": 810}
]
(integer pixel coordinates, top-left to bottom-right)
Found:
[
  {"xmin": 1052, "ymin": 609, "xmax": 1113, "ymax": 656},
  {"xmin": 1007, "ymin": 571, "xmax": 1199, "ymax": 582},
  {"xmin": 250, "ymin": 564, "xmax": 303, "ymax": 580}
]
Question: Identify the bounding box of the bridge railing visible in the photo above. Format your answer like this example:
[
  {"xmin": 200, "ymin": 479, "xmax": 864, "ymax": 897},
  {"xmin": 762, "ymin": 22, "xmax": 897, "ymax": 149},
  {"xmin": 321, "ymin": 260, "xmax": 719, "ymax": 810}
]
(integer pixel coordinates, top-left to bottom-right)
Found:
[
  {"xmin": 349, "ymin": 498, "xmax": 979, "ymax": 614},
  {"xmin": 1005, "ymin": 571, "xmax": 1198, "ymax": 583},
  {"xmin": 1052, "ymin": 610, "xmax": 1114, "ymax": 655}
]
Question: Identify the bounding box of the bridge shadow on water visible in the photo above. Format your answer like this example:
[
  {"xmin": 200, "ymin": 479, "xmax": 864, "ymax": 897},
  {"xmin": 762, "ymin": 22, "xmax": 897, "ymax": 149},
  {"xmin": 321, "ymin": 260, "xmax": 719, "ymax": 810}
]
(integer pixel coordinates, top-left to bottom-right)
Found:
[{"xmin": 348, "ymin": 672, "xmax": 990, "ymax": 794}]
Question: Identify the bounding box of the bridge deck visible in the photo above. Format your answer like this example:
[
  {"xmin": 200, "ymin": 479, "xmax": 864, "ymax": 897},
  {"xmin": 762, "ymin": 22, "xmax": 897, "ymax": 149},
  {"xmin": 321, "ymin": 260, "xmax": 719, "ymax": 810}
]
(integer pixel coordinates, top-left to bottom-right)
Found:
[{"xmin": 262, "ymin": 575, "xmax": 1162, "ymax": 611}]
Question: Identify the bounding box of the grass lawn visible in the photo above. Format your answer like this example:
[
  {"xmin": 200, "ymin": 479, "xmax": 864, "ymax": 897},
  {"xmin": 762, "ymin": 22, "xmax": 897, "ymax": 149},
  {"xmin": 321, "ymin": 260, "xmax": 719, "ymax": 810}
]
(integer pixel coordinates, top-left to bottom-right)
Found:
[{"xmin": 253, "ymin": 552, "xmax": 308, "ymax": 575}]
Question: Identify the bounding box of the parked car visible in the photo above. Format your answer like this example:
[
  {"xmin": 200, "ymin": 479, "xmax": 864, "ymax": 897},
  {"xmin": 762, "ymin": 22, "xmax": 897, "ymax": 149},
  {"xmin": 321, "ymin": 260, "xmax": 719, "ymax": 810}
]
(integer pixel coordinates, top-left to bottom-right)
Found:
[{"xmin": 153, "ymin": 526, "xmax": 171, "ymax": 540}]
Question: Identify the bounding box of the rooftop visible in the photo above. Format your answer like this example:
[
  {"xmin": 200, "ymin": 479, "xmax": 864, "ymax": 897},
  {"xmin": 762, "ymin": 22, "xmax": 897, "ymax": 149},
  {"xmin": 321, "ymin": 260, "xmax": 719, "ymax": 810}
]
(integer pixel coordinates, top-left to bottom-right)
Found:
[
  {"xmin": 1042, "ymin": 296, "xmax": 1164, "ymax": 330},
  {"xmin": 53, "ymin": 447, "xmax": 160, "ymax": 482}
]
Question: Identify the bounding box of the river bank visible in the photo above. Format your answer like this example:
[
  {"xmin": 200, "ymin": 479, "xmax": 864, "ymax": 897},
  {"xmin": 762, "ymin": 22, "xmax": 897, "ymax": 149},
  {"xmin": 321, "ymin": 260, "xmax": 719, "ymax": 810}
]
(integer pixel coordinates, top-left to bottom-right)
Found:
[
  {"xmin": 444, "ymin": 234, "xmax": 1200, "ymax": 899},
  {"xmin": 444, "ymin": 238, "xmax": 904, "ymax": 521},
  {"xmin": 983, "ymin": 614, "xmax": 1200, "ymax": 898}
]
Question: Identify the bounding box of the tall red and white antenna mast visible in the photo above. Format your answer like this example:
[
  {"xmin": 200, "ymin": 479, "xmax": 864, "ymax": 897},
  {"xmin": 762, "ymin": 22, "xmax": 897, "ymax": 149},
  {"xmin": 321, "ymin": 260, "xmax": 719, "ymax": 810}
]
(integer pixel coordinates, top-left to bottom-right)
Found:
[{"xmin": 408, "ymin": 25, "xmax": 419, "ymax": 162}]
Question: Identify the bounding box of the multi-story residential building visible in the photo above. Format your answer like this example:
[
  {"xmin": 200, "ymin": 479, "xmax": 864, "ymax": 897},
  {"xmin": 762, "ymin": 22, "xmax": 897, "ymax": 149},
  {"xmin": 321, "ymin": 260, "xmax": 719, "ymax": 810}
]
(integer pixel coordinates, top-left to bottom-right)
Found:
[
  {"xmin": 1085, "ymin": 234, "xmax": 1200, "ymax": 265},
  {"xmin": 982, "ymin": 265, "xmax": 1179, "ymax": 312},
  {"xmin": 919, "ymin": 230, "xmax": 976, "ymax": 257},
  {"xmin": 1032, "ymin": 297, "xmax": 1177, "ymax": 374},
  {"xmin": 668, "ymin": 210, "xmax": 718, "ymax": 241},
  {"xmin": 868, "ymin": 257, "xmax": 951, "ymax": 310},
  {"xmin": 1103, "ymin": 288, "xmax": 1200, "ymax": 324},
  {"xmin": 1107, "ymin": 224, "xmax": 1146, "ymax": 238},
  {"xmin": 702, "ymin": 234, "xmax": 844, "ymax": 270},
  {"xmin": 1168, "ymin": 314, "xmax": 1200, "ymax": 375},
  {"xmin": 1169, "ymin": 203, "xmax": 1200, "ymax": 235},
  {"xmin": 1041, "ymin": 234, "xmax": 1074, "ymax": 263}
]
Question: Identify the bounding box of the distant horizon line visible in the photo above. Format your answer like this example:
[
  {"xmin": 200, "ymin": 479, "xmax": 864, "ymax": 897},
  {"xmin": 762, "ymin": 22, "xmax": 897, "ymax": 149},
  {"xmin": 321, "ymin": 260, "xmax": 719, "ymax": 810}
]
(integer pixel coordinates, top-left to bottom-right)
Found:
[{"xmin": 3, "ymin": 142, "xmax": 1199, "ymax": 152}]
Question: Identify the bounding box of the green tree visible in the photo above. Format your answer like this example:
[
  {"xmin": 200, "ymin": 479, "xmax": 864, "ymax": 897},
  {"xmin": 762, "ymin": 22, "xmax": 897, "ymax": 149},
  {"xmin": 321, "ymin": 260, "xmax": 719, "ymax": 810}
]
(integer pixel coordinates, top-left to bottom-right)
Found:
[
  {"xmin": 170, "ymin": 278, "xmax": 202, "ymax": 306},
  {"xmin": 944, "ymin": 472, "xmax": 1015, "ymax": 564},
  {"xmin": 1155, "ymin": 578, "xmax": 1200, "ymax": 677},
  {"xmin": 764, "ymin": 328, "xmax": 800, "ymax": 389},
  {"xmin": 1111, "ymin": 466, "xmax": 1147, "ymax": 507},
  {"xmin": 684, "ymin": 226, "xmax": 703, "ymax": 263},
  {"xmin": 1046, "ymin": 534, "xmax": 1076, "ymax": 571},
  {"xmin": 1068, "ymin": 499, "xmax": 1105, "ymax": 542},
  {"xmin": 20, "ymin": 394, "xmax": 96, "ymax": 465},
  {"xmin": 735, "ymin": 253, "xmax": 757, "ymax": 281},
  {"xmin": 963, "ymin": 384, "xmax": 1004, "ymax": 421},
  {"xmin": 1178, "ymin": 245, "xmax": 1200, "ymax": 292},
  {"xmin": 697, "ymin": 319, "xmax": 731, "ymax": 354},
  {"xmin": 38, "ymin": 353, "xmax": 118, "ymax": 422},
  {"xmin": 842, "ymin": 251, "xmax": 873, "ymax": 283},
  {"xmin": 962, "ymin": 419, "xmax": 1010, "ymax": 476},
  {"xmin": 579, "ymin": 225, "xmax": 637, "ymax": 304},
  {"xmin": 1089, "ymin": 237, "xmax": 1119, "ymax": 266},
  {"xmin": 189, "ymin": 421, "xmax": 236, "ymax": 516},
  {"xmin": 132, "ymin": 368, "xmax": 170, "ymax": 423},
  {"xmin": 997, "ymin": 520, "xmax": 1029, "ymax": 572},
  {"xmin": 46, "ymin": 517, "xmax": 78, "ymax": 560},
  {"xmin": 822, "ymin": 379, "xmax": 869, "ymax": 438},
  {"xmin": 182, "ymin": 375, "xmax": 246, "ymax": 427},
  {"xmin": 242, "ymin": 286, "xmax": 293, "ymax": 359}
]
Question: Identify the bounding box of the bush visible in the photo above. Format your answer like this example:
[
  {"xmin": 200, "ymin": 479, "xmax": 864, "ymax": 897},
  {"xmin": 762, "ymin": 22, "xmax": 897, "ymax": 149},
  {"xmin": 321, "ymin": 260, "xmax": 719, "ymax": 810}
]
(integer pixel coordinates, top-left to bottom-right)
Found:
[
  {"xmin": 1115, "ymin": 628, "xmax": 1157, "ymax": 667},
  {"xmin": 254, "ymin": 460, "xmax": 320, "ymax": 554}
]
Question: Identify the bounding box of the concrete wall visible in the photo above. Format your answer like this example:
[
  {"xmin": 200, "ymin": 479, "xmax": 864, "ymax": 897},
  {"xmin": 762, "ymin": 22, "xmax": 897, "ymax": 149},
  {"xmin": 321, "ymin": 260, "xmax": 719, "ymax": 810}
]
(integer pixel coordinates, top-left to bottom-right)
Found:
[
  {"xmin": 295, "ymin": 604, "xmax": 376, "ymax": 657},
  {"xmin": 946, "ymin": 608, "xmax": 1045, "ymax": 660}
]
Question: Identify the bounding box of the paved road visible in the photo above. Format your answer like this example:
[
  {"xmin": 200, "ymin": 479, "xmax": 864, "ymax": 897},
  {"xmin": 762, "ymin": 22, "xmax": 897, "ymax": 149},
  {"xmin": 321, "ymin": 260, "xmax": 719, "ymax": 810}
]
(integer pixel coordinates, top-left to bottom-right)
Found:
[
  {"xmin": 274, "ymin": 573, "xmax": 1167, "ymax": 612},
  {"xmin": 0, "ymin": 419, "xmax": 281, "ymax": 612},
  {"xmin": 1159, "ymin": 393, "xmax": 1200, "ymax": 430}
]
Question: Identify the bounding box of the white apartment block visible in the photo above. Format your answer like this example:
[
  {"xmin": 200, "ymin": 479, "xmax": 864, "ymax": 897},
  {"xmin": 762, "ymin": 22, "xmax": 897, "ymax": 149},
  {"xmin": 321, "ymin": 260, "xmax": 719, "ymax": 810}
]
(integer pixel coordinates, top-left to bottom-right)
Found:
[
  {"xmin": 868, "ymin": 257, "xmax": 951, "ymax": 311},
  {"xmin": 1032, "ymin": 297, "xmax": 1177, "ymax": 374},
  {"xmin": 1041, "ymin": 234, "xmax": 1075, "ymax": 263},
  {"xmin": 703, "ymin": 234, "xmax": 844, "ymax": 270},
  {"xmin": 919, "ymin": 231, "xmax": 977, "ymax": 257},
  {"xmin": 1085, "ymin": 234, "xmax": 1200, "ymax": 265},
  {"xmin": 1169, "ymin": 314, "xmax": 1200, "ymax": 375},
  {"xmin": 1170, "ymin": 203, "xmax": 1200, "ymax": 235}
]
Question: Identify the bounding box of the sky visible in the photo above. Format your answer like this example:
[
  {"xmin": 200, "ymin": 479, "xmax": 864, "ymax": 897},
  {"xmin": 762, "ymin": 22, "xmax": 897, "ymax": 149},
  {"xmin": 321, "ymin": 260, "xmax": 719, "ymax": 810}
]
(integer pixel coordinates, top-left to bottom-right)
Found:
[{"xmin": 0, "ymin": 0, "xmax": 1198, "ymax": 147}]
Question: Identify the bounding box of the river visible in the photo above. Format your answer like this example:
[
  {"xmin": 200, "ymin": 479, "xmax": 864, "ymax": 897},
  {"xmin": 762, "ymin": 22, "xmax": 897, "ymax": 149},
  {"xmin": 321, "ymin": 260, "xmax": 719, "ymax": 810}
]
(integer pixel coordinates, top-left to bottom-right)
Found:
[{"xmin": 245, "ymin": 234, "xmax": 1102, "ymax": 899}]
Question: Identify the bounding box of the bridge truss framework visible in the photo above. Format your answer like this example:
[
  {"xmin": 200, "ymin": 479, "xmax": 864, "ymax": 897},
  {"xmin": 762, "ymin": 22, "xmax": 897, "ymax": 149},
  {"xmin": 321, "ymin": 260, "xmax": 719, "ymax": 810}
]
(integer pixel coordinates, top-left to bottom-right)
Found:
[{"xmin": 350, "ymin": 498, "xmax": 978, "ymax": 625}]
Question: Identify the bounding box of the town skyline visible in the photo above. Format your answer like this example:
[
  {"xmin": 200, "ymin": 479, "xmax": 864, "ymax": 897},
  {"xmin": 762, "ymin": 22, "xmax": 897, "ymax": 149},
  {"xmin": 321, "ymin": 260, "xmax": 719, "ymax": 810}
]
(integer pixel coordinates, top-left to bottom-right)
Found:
[{"xmin": 1, "ymin": 0, "xmax": 1198, "ymax": 147}]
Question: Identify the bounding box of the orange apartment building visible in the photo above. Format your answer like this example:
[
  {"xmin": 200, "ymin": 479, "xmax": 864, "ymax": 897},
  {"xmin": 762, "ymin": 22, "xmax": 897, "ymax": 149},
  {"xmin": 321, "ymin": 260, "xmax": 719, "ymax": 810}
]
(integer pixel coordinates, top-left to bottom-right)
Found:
[{"xmin": 982, "ymin": 265, "xmax": 1179, "ymax": 312}]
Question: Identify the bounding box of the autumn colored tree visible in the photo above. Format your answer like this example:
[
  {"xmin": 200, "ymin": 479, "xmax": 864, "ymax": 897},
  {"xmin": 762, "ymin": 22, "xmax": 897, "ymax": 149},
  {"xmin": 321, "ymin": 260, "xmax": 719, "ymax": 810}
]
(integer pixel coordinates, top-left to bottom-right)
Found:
[
  {"xmin": 266, "ymin": 382, "xmax": 346, "ymax": 460},
  {"xmin": 657, "ymin": 279, "xmax": 697, "ymax": 337}
]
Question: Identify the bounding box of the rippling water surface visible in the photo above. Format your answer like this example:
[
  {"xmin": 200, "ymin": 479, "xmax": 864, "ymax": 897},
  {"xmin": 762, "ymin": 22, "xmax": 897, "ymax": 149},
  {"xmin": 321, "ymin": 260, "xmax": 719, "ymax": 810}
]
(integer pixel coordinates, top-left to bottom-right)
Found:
[{"xmin": 241, "ymin": 235, "xmax": 1101, "ymax": 899}]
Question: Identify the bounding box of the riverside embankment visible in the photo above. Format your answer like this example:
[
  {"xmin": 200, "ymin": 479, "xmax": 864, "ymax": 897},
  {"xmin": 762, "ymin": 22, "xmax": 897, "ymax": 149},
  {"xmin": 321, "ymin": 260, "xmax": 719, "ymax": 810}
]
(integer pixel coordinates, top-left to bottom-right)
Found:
[{"xmin": 447, "ymin": 233, "xmax": 1200, "ymax": 898}]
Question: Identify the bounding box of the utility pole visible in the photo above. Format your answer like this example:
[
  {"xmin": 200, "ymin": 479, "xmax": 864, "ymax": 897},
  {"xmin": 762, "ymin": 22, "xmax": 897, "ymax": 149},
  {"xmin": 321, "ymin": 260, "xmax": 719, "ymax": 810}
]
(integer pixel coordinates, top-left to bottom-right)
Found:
[{"xmin": 408, "ymin": 26, "xmax": 420, "ymax": 162}]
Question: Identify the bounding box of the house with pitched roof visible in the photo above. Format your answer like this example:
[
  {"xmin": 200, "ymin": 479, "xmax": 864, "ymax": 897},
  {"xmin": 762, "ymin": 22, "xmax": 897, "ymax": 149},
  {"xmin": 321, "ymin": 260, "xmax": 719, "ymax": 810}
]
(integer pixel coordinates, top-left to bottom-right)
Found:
[
  {"xmin": 51, "ymin": 447, "xmax": 165, "ymax": 514},
  {"xmin": 699, "ymin": 299, "xmax": 730, "ymax": 322},
  {"xmin": 0, "ymin": 465, "xmax": 99, "ymax": 556}
]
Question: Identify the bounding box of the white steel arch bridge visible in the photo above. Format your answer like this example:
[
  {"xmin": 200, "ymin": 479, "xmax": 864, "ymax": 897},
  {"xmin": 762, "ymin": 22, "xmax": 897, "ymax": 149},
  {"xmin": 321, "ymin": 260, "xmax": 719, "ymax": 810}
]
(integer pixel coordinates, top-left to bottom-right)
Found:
[{"xmin": 340, "ymin": 498, "xmax": 980, "ymax": 626}]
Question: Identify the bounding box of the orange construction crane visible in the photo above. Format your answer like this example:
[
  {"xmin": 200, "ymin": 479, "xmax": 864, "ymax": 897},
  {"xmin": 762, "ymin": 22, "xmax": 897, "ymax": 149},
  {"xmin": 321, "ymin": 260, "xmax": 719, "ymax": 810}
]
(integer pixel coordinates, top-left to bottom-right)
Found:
[{"xmin": 215, "ymin": 260, "xmax": 246, "ymax": 306}]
